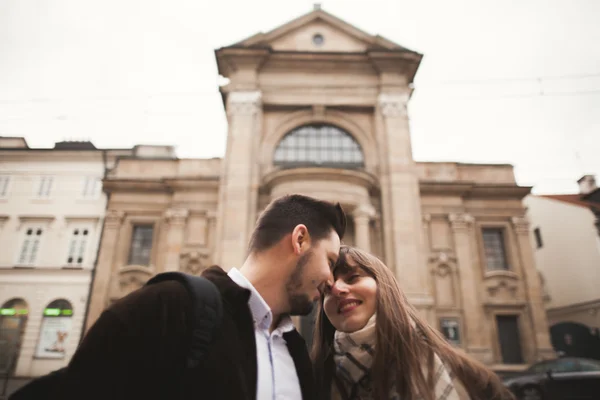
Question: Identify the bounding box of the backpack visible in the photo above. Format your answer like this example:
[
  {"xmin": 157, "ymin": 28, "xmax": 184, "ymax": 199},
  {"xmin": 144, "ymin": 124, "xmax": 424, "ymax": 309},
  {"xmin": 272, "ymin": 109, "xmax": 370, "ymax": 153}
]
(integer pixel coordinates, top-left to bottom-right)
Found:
[
  {"xmin": 9, "ymin": 272, "xmax": 223, "ymax": 399},
  {"xmin": 145, "ymin": 271, "xmax": 223, "ymax": 368}
]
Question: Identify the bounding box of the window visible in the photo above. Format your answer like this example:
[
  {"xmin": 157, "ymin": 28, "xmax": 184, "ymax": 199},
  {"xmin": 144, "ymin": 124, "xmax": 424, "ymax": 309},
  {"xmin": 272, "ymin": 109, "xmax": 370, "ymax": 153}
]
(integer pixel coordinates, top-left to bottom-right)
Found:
[
  {"xmin": 17, "ymin": 227, "xmax": 44, "ymax": 266},
  {"xmin": 35, "ymin": 299, "xmax": 73, "ymax": 359},
  {"xmin": 482, "ymin": 228, "xmax": 509, "ymax": 271},
  {"xmin": 81, "ymin": 177, "xmax": 101, "ymax": 199},
  {"xmin": 128, "ymin": 225, "xmax": 154, "ymax": 266},
  {"xmin": 440, "ymin": 318, "xmax": 461, "ymax": 346},
  {"xmin": 0, "ymin": 298, "xmax": 28, "ymax": 374},
  {"xmin": 579, "ymin": 359, "xmax": 600, "ymax": 372},
  {"xmin": 66, "ymin": 228, "xmax": 89, "ymax": 266},
  {"xmin": 533, "ymin": 227, "xmax": 543, "ymax": 249},
  {"xmin": 0, "ymin": 175, "xmax": 10, "ymax": 198},
  {"xmin": 36, "ymin": 176, "xmax": 53, "ymax": 198},
  {"xmin": 312, "ymin": 33, "xmax": 324, "ymax": 46},
  {"xmin": 273, "ymin": 124, "xmax": 364, "ymax": 169},
  {"xmin": 496, "ymin": 315, "xmax": 524, "ymax": 364}
]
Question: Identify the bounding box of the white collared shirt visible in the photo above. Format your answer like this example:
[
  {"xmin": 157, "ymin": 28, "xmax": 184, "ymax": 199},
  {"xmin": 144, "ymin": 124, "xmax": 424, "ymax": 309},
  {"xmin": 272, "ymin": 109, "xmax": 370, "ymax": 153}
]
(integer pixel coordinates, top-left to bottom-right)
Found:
[{"xmin": 228, "ymin": 268, "xmax": 303, "ymax": 400}]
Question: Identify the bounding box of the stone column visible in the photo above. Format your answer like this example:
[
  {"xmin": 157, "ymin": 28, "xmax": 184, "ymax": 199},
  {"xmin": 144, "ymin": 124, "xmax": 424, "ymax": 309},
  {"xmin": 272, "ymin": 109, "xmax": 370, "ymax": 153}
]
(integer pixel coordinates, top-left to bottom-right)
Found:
[
  {"xmin": 352, "ymin": 204, "xmax": 376, "ymax": 252},
  {"xmin": 511, "ymin": 216, "xmax": 555, "ymax": 360},
  {"xmin": 85, "ymin": 210, "xmax": 124, "ymax": 331},
  {"xmin": 377, "ymin": 92, "xmax": 432, "ymax": 307},
  {"xmin": 163, "ymin": 208, "xmax": 189, "ymax": 272},
  {"xmin": 449, "ymin": 213, "xmax": 493, "ymax": 364},
  {"xmin": 215, "ymin": 91, "xmax": 262, "ymax": 270}
]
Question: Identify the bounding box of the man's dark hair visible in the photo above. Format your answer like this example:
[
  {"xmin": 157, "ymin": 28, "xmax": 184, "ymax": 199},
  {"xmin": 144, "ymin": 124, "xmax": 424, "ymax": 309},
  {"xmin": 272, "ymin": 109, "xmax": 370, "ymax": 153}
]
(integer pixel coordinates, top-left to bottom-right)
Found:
[{"xmin": 248, "ymin": 194, "xmax": 346, "ymax": 253}]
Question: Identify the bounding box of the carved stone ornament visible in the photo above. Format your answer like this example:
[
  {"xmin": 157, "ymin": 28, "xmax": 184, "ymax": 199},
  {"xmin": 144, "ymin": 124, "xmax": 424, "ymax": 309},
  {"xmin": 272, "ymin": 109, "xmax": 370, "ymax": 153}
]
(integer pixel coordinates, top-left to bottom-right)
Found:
[
  {"xmin": 448, "ymin": 213, "xmax": 475, "ymax": 231},
  {"xmin": 511, "ymin": 216, "xmax": 530, "ymax": 235},
  {"xmin": 485, "ymin": 277, "xmax": 518, "ymax": 297},
  {"xmin": 105, "ymin": 210, "xmax": 125, "ymax": 227},
  {"xmin": 429, "ymin": 251, "xmax": 457, "ymax": 277},
  {"xmin": 227, "ymin": 91, "xmax": 262, "ymax": 116},
  {"xmin": 179, "ymin": 250, "xmax": 210, "ymax": 275},
  {"xmin": 118, "ymin": 265, "xmax": 153, "ymax": 295},
  {"xmin": 164, "ymin": 208, "xmax": 189, "ymax": 224},
  {"xmin": 378, "ymin": 93, "xmax": 409, "ymax": 117}
]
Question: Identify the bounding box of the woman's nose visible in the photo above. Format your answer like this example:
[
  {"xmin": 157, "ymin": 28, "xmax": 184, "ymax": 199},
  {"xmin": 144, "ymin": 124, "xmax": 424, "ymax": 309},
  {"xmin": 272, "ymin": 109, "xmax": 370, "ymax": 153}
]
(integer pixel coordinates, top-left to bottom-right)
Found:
[{"xmin": 331, "ymin": 279, "xmax": 349, "ymax": 296}]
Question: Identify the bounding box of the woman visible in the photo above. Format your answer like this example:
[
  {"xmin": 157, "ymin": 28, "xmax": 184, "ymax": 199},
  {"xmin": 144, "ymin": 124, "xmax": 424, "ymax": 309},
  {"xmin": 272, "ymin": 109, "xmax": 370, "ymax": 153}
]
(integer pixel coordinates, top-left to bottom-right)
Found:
[{"xmin": 312, "ymin": 245, "xmax": 514, "ymax": 400}]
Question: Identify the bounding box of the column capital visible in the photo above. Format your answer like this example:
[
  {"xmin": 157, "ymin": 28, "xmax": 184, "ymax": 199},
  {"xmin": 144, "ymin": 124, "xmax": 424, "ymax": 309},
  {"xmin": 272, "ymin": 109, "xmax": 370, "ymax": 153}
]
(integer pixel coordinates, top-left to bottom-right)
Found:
[
  {"xmin": 164, "ymin": 208, "xmax": 189, "ymax": 225},
  {"xmin": 227, "ymin": 90, "xmax": 262, "ymax": 116},
  {"xmin": 378, "ymin": 92, "xmax": 409, "ymax": 117},
  {"xmin": 352, "ymin": 203, "xmax": 376, "ymax": 220},
  {"xmin": 448, "ymin": 213, "xmax": 474, "ymax": 231},
  {"xmin": 105, "ymin": 210, "xmax": 125, "ymax": 228},
  {"xmin": 511, "ymin": 216, "xmax": 530, "ymax": 235}
]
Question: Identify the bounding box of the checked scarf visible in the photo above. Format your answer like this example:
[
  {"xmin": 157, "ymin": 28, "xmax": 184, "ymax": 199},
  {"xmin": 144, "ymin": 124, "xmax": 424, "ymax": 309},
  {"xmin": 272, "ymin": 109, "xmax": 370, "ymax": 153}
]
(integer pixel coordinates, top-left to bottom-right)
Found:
[{"xmin": 333, "ymin": 314, "xmax": 464, "ymax": 400}]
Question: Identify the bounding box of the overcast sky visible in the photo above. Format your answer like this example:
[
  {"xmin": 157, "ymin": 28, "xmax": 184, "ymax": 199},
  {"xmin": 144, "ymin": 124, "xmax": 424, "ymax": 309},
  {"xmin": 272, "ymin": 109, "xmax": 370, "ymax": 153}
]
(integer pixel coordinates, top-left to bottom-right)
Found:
[{"xmin": 1, "ymin": 0, "xmax": 599, "ymax": 194}]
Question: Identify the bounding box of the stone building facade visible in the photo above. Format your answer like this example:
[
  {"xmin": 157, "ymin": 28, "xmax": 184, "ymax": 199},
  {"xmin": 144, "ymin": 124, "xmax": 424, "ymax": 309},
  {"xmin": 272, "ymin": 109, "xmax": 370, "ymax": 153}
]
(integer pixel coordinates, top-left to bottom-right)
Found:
[
  {"xmin": 86, "ymin": 7, "xmax": 554, "ymax": 370},
  {"xmin": 0, "ymin": 137, "xmax": 133, "ymax": 390}
]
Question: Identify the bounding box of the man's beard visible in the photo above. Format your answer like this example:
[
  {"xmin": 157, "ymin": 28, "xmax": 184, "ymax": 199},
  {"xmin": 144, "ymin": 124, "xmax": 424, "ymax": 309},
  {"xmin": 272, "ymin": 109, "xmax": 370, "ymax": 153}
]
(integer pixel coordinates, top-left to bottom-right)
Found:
[{"xmin": 285, "ymin": 251, "xmax": 315, "ymax": 316}]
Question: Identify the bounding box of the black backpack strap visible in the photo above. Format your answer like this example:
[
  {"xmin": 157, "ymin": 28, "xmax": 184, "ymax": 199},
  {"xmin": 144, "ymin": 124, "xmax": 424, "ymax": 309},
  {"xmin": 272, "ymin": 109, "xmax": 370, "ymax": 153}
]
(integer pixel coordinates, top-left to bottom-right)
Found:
[{"xmin": 146, "ymin": 272, "xmax": 223, "ymax": 368}]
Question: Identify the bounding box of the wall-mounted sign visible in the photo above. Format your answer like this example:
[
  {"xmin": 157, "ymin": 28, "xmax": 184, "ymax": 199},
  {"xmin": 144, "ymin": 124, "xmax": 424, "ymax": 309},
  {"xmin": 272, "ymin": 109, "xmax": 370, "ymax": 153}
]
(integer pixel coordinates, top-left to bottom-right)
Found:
[{"xmin": 440, "ymin": 318, "xmax": 461, "ymax": 345}]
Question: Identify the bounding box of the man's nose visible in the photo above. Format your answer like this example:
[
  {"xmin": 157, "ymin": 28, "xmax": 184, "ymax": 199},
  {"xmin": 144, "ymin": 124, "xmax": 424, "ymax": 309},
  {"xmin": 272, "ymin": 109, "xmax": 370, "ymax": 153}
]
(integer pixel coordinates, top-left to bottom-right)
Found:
[{"xmin": 331, "ymin": 279, "xmax": 349, "ymax": 296}]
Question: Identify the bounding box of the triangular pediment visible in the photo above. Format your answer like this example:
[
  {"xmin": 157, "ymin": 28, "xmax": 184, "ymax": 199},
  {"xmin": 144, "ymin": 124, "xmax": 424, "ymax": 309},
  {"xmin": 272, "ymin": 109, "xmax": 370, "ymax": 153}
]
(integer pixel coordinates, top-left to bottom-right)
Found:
[{"xmin": 230, "ymin": 8, "xmax": 415, "ymax": 54}]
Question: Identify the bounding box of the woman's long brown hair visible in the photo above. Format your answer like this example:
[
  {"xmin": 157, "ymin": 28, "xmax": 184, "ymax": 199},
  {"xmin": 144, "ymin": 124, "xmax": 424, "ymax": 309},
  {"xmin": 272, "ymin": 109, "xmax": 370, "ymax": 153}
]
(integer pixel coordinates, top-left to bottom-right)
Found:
[{"xmin": 311, "ymin": 245, "xmax": 514, "ymax": 400}]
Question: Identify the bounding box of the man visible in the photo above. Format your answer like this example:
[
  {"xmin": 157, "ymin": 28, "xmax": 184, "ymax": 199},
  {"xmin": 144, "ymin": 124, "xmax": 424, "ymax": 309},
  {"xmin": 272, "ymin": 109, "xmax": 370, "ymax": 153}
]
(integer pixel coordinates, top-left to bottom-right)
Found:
[{"xmin": 17, "ymin": 194, "xmax": 345, "ymax": 400}]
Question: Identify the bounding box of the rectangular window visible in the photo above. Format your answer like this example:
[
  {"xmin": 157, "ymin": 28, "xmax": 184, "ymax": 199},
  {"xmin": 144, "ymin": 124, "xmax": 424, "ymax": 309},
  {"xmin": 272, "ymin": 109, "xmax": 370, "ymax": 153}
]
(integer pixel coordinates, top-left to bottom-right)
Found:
[
  {"xmin": 17, "ymin": 227, "xmax": 44, "ymax": 266},
  {"xmin": 81, "ymin": 177, "xmax": 101, "ymax": 199},
  {"xmin": 496, "ymin": 315, "xmax": 524, "ymax": 364},
  {"xmin": 482, "ymin": 228, "xmax": 509, "ymax": 271},
  {"xmin": 0, "ymin": 175, "xmax": 10, "ymax": 198},
  {"xmin": 37, "ymin": 176, "xmax": 53, "ymax": 198},
  {"xmin": 533, "ymin": 227, "xmax": 543, "ymax": 249},
  {"xmin": 66, "ymin": 228, "xmax": 90, "ymax": 266},
  {"xmin": 128, "ymin": 225, "xmax": 154, "ymax": 266}
]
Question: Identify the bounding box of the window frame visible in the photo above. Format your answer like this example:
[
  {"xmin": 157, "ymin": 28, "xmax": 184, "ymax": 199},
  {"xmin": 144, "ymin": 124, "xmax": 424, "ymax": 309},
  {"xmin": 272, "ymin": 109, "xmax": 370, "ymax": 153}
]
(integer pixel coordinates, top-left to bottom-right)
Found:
[
  {"xmin": 80, "ymin": 176, "xmax": 102, "ymax": 199},
  {"xmin": 127, "ymin": 223, "xmax": 156, "ymax": 266},
  {"xmin": 35, "ymin": 176, "xmax": 54, "ymax": 199},
  {"xmin": 273, "ymin": 124, "xmax": 365, "ymax": 169},
  {"xmin": 533, "ymin": 227, "xmax": 543, "ymax": 249},
  {"xmin": 0, "ymin": 175, "xmax": 11, "ymax": 198},
  {"xmin": 64, "ymin": 226, "xmax": 91, "ymax": 267},
  {"xmin": 16, "ymin": 226, "xmax": 45, "ymax": 266}
]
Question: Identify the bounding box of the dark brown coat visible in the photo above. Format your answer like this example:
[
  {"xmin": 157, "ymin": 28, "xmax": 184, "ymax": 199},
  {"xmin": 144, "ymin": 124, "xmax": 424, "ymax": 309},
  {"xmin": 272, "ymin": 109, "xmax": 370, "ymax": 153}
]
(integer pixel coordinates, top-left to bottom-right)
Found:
[{"xmin": 19, "ymin": 266, "xmax": 315, "ymax": 400}]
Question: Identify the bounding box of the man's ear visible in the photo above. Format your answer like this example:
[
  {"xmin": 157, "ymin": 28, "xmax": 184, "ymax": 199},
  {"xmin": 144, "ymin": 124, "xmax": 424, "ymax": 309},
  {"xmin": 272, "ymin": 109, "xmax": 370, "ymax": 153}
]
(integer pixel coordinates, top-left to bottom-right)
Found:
[{"xmin": 291, "ymin": 224, "xmax": 309, "ymax": 255}]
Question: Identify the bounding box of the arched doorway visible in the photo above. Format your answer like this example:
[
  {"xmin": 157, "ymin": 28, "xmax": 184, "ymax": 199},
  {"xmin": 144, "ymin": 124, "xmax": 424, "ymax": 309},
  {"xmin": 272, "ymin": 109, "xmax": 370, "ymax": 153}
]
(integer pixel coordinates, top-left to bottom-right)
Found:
[
  {"xmin": 550, "ymin": 322, "xmax": 600, "ymax": 360},
  {"xmin": 0, "ymin": 299, "xmax": 29, "ymax": 375}
]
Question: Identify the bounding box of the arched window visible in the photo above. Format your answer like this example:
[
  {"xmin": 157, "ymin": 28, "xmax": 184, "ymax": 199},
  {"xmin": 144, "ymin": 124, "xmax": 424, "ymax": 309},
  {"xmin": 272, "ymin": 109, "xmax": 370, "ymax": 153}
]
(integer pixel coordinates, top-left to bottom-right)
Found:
[
  {"xmin": 0, "ymin": 298, "xmax": 28, "ymax": 375},
  {"xmin": 35, "ymin": 299, "xmax": 73, "ymax": 359},
  {"xmin": 273, "ymin": 124, "xmax": 364, "ymax": 169}
]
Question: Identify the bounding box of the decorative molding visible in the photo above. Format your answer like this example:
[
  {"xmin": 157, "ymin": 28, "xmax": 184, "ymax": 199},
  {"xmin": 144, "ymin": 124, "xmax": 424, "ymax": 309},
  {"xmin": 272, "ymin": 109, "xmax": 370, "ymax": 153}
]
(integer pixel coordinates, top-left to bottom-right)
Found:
[
  {"xmin": 227, "ymin": 91, "xmax": 262, "ymax": 116},
  {"xmin": 511, "ymin": 216, "xmax": 530, "ymax": 235},
  {"xmin": 428, "ymin": 251, "xmax": 457, "ymax": 264},
  {"xmin": 104, "ymin": 210, "xmax": 125, "ymax": 228},
  {"xmin": 448, "ymin": 213, "xmax": 474, "ymax": 231},
  {"xmin": 179, "ymin": 250, "xmax": 210, "ymax": 275},
  {"xmin": 312, "ymin": 104, "xmax": 326, "ymax": 118},
  {"xmin": 352, "ymin": 203, "xmax": 376, "ymax": 220},
  {"xmin": 117, "ymin": 265, "xmax": 153, "ymax": 293},
  {"xmin": 484, "ymin": 272, "xmax": 519, "ymax": 298},
  {"xmin": 378, "ymin": 93, "xmax": 409, "ymax": 117},
  {"xmin": 164, "ymin": 208, "xmax": 189, "ymax": 224}
]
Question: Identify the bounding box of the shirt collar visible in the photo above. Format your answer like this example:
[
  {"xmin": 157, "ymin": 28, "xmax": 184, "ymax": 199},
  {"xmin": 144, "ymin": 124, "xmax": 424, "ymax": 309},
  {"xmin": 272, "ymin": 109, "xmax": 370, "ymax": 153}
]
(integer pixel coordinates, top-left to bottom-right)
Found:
[{"xmin": 228, "ymin": 268, "xmax": 295, "ymax": 334}]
